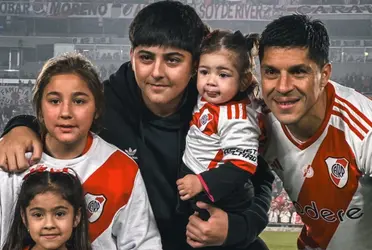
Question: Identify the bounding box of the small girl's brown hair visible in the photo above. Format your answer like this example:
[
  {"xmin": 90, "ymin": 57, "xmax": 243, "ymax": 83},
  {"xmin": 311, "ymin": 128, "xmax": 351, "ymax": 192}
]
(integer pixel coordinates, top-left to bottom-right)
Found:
[{"xmin": 200, "ymin": 29, "xmax": 259, "ymax": 92}]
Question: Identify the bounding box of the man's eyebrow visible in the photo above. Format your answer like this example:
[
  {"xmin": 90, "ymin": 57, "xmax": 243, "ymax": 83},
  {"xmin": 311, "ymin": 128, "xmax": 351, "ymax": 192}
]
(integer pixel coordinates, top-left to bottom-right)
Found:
[
  {"xmin": 260, "ymin": 64, "xmax": 312, "ymax": 72},
  {"xmin": 261, "ymin": 64, "xmax": 279, "ymax": 71},
  {"xmin": 288, "ymin": 64, "xmax": 313, "ymax": 72},
  {"xmin": 137, "ymin": 50, "xmax": 154, "ymax": 55},
  {"xmin": 163, "ymin": 52, "xmax": 185, "ymax": 58}
]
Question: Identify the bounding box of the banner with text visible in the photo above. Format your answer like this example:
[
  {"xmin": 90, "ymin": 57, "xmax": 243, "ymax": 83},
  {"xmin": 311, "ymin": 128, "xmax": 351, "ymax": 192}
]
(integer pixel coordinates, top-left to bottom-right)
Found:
[
  {"xmin": 0, "ymin": 2, "xmax": 372, "ymax": 20},
  {"xmin": 0, "ymin": 85, "xmax": 32, "ymax": 107}
]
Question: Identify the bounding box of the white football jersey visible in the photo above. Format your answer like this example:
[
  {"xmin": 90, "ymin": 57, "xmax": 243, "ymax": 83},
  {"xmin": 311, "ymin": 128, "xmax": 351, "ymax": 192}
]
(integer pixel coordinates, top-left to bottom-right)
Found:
[
  {"xmin": 183, "ymin": 95, "xmax": 260, "ymax": 174},
  {"xmin": 263, "ymin": 81, "xmax": 372, "ymax": 250},
  {"xmin": 0, "ymin": 133, "xmax": 162, "ymax": 250}
]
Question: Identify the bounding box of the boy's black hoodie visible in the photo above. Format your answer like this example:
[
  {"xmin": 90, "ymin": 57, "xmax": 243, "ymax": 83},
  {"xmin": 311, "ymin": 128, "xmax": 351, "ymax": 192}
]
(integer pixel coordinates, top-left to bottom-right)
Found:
[{"xmin": 3, "ymin": 62, "xmax": 274, "ymax": 250}]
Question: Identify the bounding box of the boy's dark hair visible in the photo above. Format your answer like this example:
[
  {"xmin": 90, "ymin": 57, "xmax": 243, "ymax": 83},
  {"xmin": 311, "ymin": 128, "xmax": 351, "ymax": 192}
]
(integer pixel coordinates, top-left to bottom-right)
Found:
[
  {"xmin": 129, "ymin": 1, "xmax": 205, "ymax": 60},
  {"xmin": 259, "ymin": 14, "xmax": 330, "ymax": 68},
  {"xmin": 200, "ymin": 29, "xmax": 259, "ymax": 91},
  {"xmin": 2, "ymin": 169, "xmax": 91, "ymax": 250},
  {"xmin": 32, "ymin": 52, "xmax": 104, "ymax": 136}
]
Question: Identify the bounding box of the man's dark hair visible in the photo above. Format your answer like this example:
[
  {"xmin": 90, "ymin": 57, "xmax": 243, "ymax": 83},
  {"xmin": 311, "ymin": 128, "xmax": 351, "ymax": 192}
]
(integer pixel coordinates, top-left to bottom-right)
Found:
[
  {"xmin": 129, "ymin": 1, "xmax": 205, "ymax": 60},
  {"xmin": 259, "ymin": 14, "xmax": 330, "ymax": 68}
]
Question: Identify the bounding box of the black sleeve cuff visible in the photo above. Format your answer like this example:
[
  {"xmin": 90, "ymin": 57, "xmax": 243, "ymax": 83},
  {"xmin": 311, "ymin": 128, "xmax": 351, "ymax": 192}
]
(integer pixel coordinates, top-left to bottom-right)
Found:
[
  {"xmin": 224, "ymin": 212, "xmax": 249, "ymax": 246},
  {"xmin": 2, "ymin": 115, "xmax": 40, "ymax": 137},
  {"xmin": 224, "ymin": 209, "xmax": 269, "ymax": 247}
]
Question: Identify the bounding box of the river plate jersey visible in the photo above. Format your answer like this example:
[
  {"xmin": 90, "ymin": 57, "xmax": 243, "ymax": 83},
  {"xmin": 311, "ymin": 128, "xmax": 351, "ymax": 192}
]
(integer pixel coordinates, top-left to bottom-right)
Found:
[
  {"xmin": 0, "ymin": 133, "xmax": 162, "ymax": 250},
  {"xmin": 263, "ymin": 81, "xmax": 372, "ymax": 250}
]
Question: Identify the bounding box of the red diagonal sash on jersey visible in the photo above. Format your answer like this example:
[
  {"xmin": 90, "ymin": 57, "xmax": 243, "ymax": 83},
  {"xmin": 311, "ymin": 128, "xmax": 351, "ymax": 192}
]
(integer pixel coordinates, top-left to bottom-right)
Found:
[
  {"xmin": 83, "ymin": 150, "xmax": 138, "ymax": 242},
  {"xmin": 296, "ymin": 126, "xmax": 361, "ymax": 249}
]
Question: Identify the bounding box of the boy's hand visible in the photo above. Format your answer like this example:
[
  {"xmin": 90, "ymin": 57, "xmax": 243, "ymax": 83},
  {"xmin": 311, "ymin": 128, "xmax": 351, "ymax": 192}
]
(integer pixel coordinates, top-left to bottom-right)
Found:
[
  {"xmin": 0, "ymin": 126, "xmax": 42, "ymax": 172},
  {"xmin": 176, "ymin": 174, "xmax": 203, "ymax": 200}
]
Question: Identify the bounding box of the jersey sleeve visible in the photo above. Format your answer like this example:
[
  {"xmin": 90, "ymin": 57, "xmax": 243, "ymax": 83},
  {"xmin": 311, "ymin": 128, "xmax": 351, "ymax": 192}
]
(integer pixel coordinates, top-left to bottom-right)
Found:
[
  {"xmin": 349, "ymin": 90, "xmax": 372, "ymax": 176},
  {"xmin": 359, "ymin": 130, "xmax": 372, "ymax": 176},
  {"xmin": 112, "ymin": 171, "xmax": 162, "ymax": 250},
  {"xmin": 0, "ymin": 171, "xmax": 21, "ymax": 247}
]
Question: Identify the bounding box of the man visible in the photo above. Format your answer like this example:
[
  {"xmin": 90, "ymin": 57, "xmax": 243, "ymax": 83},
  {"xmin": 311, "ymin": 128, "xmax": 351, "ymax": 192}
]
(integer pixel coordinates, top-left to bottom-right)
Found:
[
  {"xmin": 0, "ymin": 1, "xmax": 273, "ymax": 249},
  {"xmin": 260, "ymin": 14, "xmax": 372, "ymax": 249}
]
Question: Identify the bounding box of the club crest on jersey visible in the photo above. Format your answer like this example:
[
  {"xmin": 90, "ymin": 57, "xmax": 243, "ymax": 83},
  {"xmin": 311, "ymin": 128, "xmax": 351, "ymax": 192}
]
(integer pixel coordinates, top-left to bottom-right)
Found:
[
  {"xmin": 198, "ymin": 109, "xmax": 213, "ymax": 131},
  {"xmin": 325, "ymin": 157, "xmax": 349, "ymax": 188},
  {"xmin": 85, "ymin": 193, "xmax": 107, "ymax": 223}
]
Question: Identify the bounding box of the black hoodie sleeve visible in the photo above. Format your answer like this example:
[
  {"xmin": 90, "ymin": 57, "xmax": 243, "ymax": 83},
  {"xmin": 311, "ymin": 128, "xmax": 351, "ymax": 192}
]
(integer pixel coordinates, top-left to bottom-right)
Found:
[
  {"xmin": 223, "ymin": 156, "xmax": 274, "ymax": 248},
  {"xmin": 1, "ymin": 115, "xmax": 40, "ymax": 138}
]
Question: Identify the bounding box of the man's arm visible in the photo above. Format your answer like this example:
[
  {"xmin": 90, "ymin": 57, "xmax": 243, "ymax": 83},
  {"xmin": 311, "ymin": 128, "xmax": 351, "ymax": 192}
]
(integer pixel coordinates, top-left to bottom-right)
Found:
[
  {"xmin": 0, "ymin": 115, "xmax": 42, "ymax": 171},
  {"xmin": 186, "ymin": 156, "xmax": 274, "ymax": 248},
  {"xmin": 224, "ymin": 155, "xmax": 274, "ymax": 247},
  {"xmin": 1, "ymin": 115, "xmax": 39, "ymax": 137}
]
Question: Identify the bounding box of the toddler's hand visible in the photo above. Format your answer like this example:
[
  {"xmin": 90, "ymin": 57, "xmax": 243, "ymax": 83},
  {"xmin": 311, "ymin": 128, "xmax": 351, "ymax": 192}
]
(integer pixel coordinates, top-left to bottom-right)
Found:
[{"xmin": 176, "ymin": 174, "xmax": 203, "ymax": 200}]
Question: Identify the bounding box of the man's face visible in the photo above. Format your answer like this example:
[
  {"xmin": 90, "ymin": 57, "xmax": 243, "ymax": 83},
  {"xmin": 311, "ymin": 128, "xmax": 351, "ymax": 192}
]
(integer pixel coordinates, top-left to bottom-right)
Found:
[
  {"xmin": 131, "ymin": 46, "xmax": 193, "ymax": 116},
  {"xmin": 260, "ymin": 47, "xmax": 331, "ymax": 126}
]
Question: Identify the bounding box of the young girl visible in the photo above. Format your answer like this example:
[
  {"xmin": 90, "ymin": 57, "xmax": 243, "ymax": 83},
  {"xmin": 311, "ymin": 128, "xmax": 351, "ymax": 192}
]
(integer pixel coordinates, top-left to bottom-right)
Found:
[
  {"xmin": 177, "ymin": 30, "xmax": 261, "ymax": 220},
  {"xmin": 2, "ymin": 168, "xmax": 91, "ymax": 250},
  {"xmin": 0, "ymin": 53, "xmax": 162, "ymax": 249}
]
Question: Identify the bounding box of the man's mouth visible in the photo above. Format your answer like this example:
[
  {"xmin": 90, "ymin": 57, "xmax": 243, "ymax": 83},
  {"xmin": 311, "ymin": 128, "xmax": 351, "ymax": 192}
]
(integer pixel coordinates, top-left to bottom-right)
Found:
[{"xmin": 273, "ymin": 98, "xmax": 300, "ymax": 109}]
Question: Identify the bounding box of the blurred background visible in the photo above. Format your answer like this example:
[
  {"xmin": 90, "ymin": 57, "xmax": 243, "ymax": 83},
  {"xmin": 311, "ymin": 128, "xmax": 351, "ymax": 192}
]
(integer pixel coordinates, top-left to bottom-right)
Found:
[{"xmin": 0, "ymin": 1, "xmax": 371, "ymax": 248}]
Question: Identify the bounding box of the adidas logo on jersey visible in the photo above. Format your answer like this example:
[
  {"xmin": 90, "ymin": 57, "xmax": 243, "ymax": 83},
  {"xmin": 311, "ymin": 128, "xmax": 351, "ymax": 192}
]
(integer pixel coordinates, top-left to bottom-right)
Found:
[
  {"xmin": 125, "ymin": 147, "xmax": 138, "ymax": 160},
  {"xmin": 302, "ymin": 165, "xmax": 314, "ymax": 178},
  {"xmin": 293, "ymin": 201, "xmax": 363, "ymax": 223}
]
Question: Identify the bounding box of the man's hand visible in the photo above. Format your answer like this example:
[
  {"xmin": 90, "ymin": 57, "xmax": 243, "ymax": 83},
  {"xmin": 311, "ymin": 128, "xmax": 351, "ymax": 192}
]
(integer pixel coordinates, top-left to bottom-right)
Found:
[
  {"xmin": 176, "ymin": 174, "xmax": 203, "ymax": 201},
  {"xmin": 186, "ymin": 201, "xmax": 228, "ymax": 248},
  {"xmin": 0, "ymin": 126, "xmax": 42, "ymax": 172}
]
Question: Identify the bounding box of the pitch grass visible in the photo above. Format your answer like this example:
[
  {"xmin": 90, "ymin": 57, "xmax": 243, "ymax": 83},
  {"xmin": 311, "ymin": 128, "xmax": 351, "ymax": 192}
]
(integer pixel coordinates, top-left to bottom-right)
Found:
[{"xmin": 260, "ymin": 231, "xmax": 299, "ymax": 250}]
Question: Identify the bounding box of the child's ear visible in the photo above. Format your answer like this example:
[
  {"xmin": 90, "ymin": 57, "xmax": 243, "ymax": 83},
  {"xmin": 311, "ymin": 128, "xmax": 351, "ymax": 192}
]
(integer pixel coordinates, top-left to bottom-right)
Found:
[
  {"xmin": 73, "ymin": 208, "xmax": 82, "ymax": 228},
  {"xmin": 240, "ymin": 72, "xmax": 253, "ymax": 92}
]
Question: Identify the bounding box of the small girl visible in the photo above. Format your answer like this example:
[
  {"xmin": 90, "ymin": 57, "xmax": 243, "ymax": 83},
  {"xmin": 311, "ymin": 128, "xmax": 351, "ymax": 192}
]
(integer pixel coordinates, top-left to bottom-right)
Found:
[
  {"xmin": 0, "ymin": 52, "xmax": 162, "ymax": 249},
  {"xmin": 177, "ymin": 30, "xmax": 261, "ymax": 220},
  {"xmin": 2, "ymin": 168, "xmax": 91, "ymax": 250}
]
